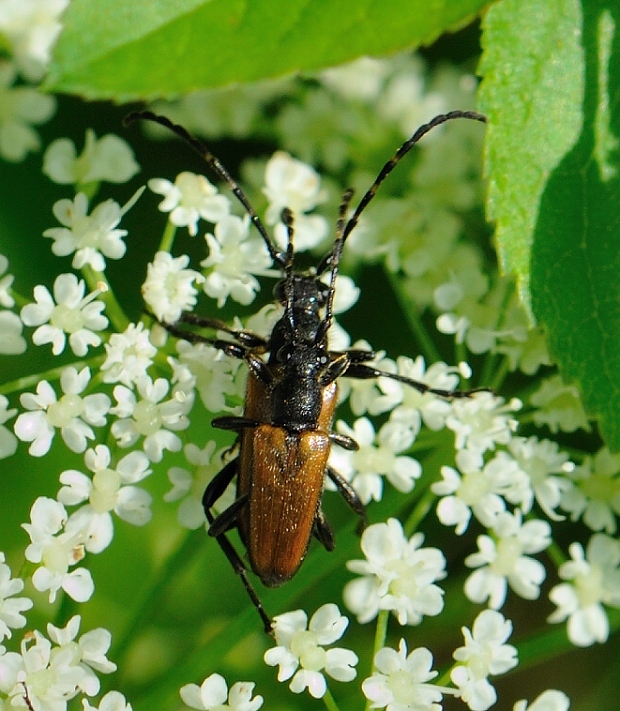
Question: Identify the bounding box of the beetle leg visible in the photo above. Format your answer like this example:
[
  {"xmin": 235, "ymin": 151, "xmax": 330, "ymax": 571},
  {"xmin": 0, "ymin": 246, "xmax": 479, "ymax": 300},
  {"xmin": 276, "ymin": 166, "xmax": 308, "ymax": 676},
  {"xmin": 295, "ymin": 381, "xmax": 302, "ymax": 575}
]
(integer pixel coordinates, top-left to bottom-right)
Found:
[
  {"xmin": 179, "ymin": 313, "xmax": 268, "ymax": 349},
  {"xmin": 343, "ymin": 362, "xmax": 491, "ymax": 398},
  {"xmin": 326, "ymin": 466, "xmax": 368, "ymax": 532},
  {"xmin": 201, "ymin": 463, "xmax": 272, "ymax": 634},
  {"xmin": 313, "ymin": 509, "xmax": 336, "ymax": 551},
  {"xmin": 202, "ymin": 459, "xmax": 238, "ymax": 519},
  {"xmin": 207, "ymin": 524, "xmax": 273, "ymax": 634},
  {"xmin": 208, "ymin": 494, "xmax": 249, "ymax": 536},
  {"xmin": 340, "ymin": 349, "xmax": 377, "ymax": 363},
  {"xmin": 329, "ymin": 432, "xmax": 359, "ymax": 451},
  {"xmin": 212, "ymin": 416, "xmax": 260, "ymax": 431},
  {"xmin": 152, "ymin": 316, "xmax": 250, "ymax": 359}
]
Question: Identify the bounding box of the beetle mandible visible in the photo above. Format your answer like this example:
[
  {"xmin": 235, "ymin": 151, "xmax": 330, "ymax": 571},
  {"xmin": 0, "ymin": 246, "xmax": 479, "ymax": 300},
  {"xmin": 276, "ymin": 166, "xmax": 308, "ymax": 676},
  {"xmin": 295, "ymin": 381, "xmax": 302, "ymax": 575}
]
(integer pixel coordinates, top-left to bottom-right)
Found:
[{"xmin": 127, "ymin": 109, "xmax": 488, "ymax": 632}]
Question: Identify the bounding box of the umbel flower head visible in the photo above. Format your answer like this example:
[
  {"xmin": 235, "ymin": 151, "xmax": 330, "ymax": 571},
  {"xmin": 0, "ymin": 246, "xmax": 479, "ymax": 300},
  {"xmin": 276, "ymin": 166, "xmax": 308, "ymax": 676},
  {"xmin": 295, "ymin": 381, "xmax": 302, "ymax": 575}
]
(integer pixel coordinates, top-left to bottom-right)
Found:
[
  {"xmin": 344, "ymin": 518, "xmax": 446, "ymax": 625},
  {"xmin": 264, "ymin": 603, "xmax": 358, "ymax": 698}
]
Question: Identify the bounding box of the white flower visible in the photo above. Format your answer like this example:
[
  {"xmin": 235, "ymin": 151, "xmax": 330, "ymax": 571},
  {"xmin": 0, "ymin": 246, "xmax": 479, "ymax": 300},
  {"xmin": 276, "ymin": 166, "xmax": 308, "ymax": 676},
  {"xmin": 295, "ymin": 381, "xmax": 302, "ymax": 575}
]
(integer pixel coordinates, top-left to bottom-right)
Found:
[
  {"xmin": 344, "ymin": 518, "xmax": 446, "ymax": 625},
  {"xmin": 464, "ymin": 511, "xmax": 551, "ymax": 609},
  {"xmin": 328, "ymin": 418, "xmax": 421, "ymax": 504},
  {"xmin": 0, "ymin": 394, "xmax": 19, "ymax": 458},
  {"xmin": 388, "ymin": 356, "xmax": 460, "ymax": 434},
  {"xmin": 339, "ymin": 345, "xmax": 402, "ymax": 417},
  {"xmin": 0, "ymin": 552, "xmax": 33, "ymax": 640},
  {"xmin": 58, "ymin": 444, "xmax": 153, "ymax": 552},
  {"xmin": 0, "ymin": 61, "xmax": 56, "ymax": 161},
  {"xmin": 172, "ymin": 339, "xmax": 241, "ymax": 413},
  {"xmin": 43, "ymin": 188, "xmax": 144, "ymax": 271},
  {"xmin": 165, "ymin": 442, "xmax": 233, "ymax": 529},
  {"xmin": 100, "ymin": 322, "xmax": 157, "ymax": 386},
  {"xmin": 14, "ymin": 366, "xmax": 110, "ymax": 456},
  {"xmin": 21, "ymin": 273, "xmax": 108, "ymax": 356},
  {"xmin": 451, "ymin": 610, "xmax": 518, "ymax": 711},
  {"xmin": 180, "ymin": 673, "xmax": 263, "ymax": 711},
  {"xmin": 0, "ymin": 628, "xmax": 89, "ymax": 711},
  {"xmin": 377, "ymin": 57, "xmax": 447, "ymax": 137},
  {"xmin": 110, "ymin": 376, "xmax": 191, "ymax": 462},
  {"xmin": 446, "ymin": 392, "xmax": 521, "ymax": 458},
  {"xmin": 83, "ymin": 691, "xmax": 132, "ymax": 711},
  {"xmin": 264, "ymin": 604, "xmax": 357, "ymax": 699},
  {"xmin": 547, "ymin": 533, "xmax": 620, "ymax": 646},
  {"xmin": 47, "ymin": 615, "xmax": 116, "ymax": 695},
  {"xmin": 201, "ymin": 214, "xmax": 273, "ymax": 307},
  {"xmin": 320, "ymin": 56, "xmax": 390, "ymax": 102},
  {"xmin": 560, "ymin": 447, "xmax": 620, "ymax": 533},
  {"xmin": 22, "ymin": 497, "xmax": 95, "ymax": 603},
  {"xmin": 530, "ymin": 375, "xmax": 590, "ymax": 433},
  {"xmin": 262, "ymin": 151, "xmax": 328, "ymax": 251},
  {"xmin": 0, "ymin": 254, "xmax": 15, "ymax": 307},
  {"xmin": 431, "ymin": 449, "xmax": 522, "ymax": 534},
  {"xmin": 513, "ymin": 690, "xmax": 570, "ymax": 711},
  {"xmin": 0, "ymin": 309, "xmax": 27, "ymax": 354},
  {"xmin": 507, "ymin": 436, "xmax": 573, "ymax": 520},
  {"xmin": 435, "ymin": 270, "xmax": 496, "ymax": 355},
  {"xmin": 43, "ymin": 129, "xmax": 140, "ymax": 185},
  {"xmin": 362, "ymin": 639, "xmax": 456, "ymax": 711},
  {"xmin": 0, "ymin": 0, "xmax": 69, "ymax": 80},
  {"xmin": 142, "ymin": 251, "xmax": 204, "ymax": 323},
  {"xmin": 148, "ymin": 171, "xmax": 230, "ymax": 236}
]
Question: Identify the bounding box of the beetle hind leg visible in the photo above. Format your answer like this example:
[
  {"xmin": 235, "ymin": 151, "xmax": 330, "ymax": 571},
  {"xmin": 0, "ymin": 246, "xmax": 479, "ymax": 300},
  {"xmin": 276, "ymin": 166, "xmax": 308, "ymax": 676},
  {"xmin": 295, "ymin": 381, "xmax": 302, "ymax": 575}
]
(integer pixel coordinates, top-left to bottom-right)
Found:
[
  {"xmin": 202, "ymin": 460, "xmax": 273, "ymax": 634},
  {"xmin": 313, "ymin": 509, "xmax": 336, "ymax": 551}
]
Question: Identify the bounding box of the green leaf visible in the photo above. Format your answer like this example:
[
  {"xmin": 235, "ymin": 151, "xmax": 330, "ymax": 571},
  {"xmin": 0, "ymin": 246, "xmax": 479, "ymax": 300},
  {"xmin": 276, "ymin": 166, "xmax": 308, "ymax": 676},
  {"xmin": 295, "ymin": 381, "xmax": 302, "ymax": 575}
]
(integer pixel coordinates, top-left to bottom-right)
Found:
[
  {"xmin": 480, "ymin": 0, "xmax": 620, "ymax": 448},
  {"xmin": 531, "ymin": 2, "xmax": 620, "ymax": 450},
  {"xmin": 477, "ymin": 0, "xmax": 584, "ymax": 317},
  {"xmin": 46, "ymin": 0, "xmax": 490, "ymax": 101}
]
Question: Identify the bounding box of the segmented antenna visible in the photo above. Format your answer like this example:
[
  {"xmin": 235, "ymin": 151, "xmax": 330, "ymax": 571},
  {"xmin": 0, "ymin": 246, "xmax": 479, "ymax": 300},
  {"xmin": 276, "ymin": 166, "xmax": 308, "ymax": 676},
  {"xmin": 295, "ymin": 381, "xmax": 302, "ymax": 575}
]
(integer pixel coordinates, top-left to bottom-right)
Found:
[
  {"xmin": 316, "ymin": 188, "xmax": 355, "ymax": 345},
  {"xmin": 124, "ymin": 111, "xmax": 287, "ymax": 269},
  {"xmin": 316, "ymin": 110, "xmax": 487, "ymax": 275}
]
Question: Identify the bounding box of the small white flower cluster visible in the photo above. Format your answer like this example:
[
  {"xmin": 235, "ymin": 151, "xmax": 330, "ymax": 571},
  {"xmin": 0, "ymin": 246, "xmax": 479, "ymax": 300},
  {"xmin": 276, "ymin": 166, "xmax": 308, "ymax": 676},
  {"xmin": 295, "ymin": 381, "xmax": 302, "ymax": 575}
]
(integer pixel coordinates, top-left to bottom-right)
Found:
[
  {"xmin": 344, "ymin": 518, "xmax": 446, "ymax": 626},
  {"xmin": 264, "ymin": 603, "xmax": 358, "ymax": 698},
  {"xmin": 0, "ymin": 613, "xmax": 126, "ymax": 711},
  {"xmin": 257, "ymin": 601, "xmax": 565, "ymax": 711},
  {"xmin": 143, "ymin": 149, "xmax": 329, "ymax": 313}
]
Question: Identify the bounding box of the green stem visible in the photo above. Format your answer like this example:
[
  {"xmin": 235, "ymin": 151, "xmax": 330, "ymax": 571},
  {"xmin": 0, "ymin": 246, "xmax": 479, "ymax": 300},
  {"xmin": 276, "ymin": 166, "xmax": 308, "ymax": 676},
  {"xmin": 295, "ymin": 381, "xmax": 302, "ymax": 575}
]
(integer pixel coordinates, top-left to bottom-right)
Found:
[
  {"xmin": 546, "ymin": 540, "xmax": 568, "ymax": 569},
  {"xmin": 9, "ymin": 288, "xmax": 30, "ymax": 310},
  {"xmin": 111, "ymin": 528, "xmax": 205, "ymax": 665},
  {"xmin": 159, "ymin": 219, "xmax": 178, "ymax": 253},
  {"xmin": 403, "ymin": 486, "xmax": 436, "ymax": 537},
  {"xmin": 322, "ymin": 688, "xmax": 341, "ymax": 711},
  {"xmin": 488, "ymin": 356, "xmax": 511, "ymax": 392},
  {"xmin": 364, "ymin": 611, "xmax": 389, "ymax": 711},
  {"xmin": 81, "ymin": 265, "xmax": 130, "ymax": 333},
  {"xmin": 455, "ymin": 341, "xmax": 468, "ymax": 377},
  {"xmin": 0, "ymin": 355, "xmax": 104, "ymax": 395}
]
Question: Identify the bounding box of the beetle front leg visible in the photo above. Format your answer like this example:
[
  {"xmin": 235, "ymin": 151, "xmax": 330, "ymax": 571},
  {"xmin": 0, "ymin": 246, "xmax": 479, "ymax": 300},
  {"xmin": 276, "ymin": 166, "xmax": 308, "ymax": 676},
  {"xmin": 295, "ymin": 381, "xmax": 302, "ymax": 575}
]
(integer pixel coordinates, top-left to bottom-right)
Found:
[
  {"xmin": 179, "ymin": 312, "xmax": 268, "ymax": 349},
  {"xmin": 326, "ymin": 466, "xmax": 368, "ymax": 532},
  {"xmin": 344, "ymin": 362, "xmax": 491, "ymax": 398}
]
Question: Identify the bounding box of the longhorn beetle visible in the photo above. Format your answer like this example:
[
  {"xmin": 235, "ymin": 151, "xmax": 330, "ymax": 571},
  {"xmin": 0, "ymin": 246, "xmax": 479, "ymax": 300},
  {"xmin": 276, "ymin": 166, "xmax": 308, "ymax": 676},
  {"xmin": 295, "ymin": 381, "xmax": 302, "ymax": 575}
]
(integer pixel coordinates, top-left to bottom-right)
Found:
[{"xmin": 126, "ymin": 109, "xmax": 488, "ymax": 632}]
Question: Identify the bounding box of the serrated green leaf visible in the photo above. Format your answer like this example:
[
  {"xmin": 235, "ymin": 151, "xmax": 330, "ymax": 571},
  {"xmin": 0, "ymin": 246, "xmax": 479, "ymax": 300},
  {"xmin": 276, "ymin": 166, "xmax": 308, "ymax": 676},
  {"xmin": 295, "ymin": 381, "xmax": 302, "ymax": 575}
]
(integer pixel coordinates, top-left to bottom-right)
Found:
[
  {"xmin": 46, "ymin": 0, "xmax": 490, "ymax": 101},
  {"xmin": 477, "ymin": 0, "xmax": 584, "ymax": 316},
  {"xmin": 531, "ymin": 3, "xmax": 620, "ymax": 450}
]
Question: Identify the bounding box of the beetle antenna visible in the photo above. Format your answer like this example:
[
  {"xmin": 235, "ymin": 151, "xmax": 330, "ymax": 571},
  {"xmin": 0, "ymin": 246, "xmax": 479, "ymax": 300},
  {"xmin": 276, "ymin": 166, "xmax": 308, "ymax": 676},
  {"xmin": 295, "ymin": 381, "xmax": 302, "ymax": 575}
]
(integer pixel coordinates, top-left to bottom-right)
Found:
[
  {"xmin": 280, "ymin": 207, "xmax": 297, "ymax": 338},
  {"xmin": 124, "ymin": 110, "xmax": 287, "ymax": 269},
  {"xmin": 316, "ymin": 188, "xmax": 355, "ymax": 343},
  {"xmin": 316, "ymin": 110, "xmax": 487, "ymax": 274}
]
